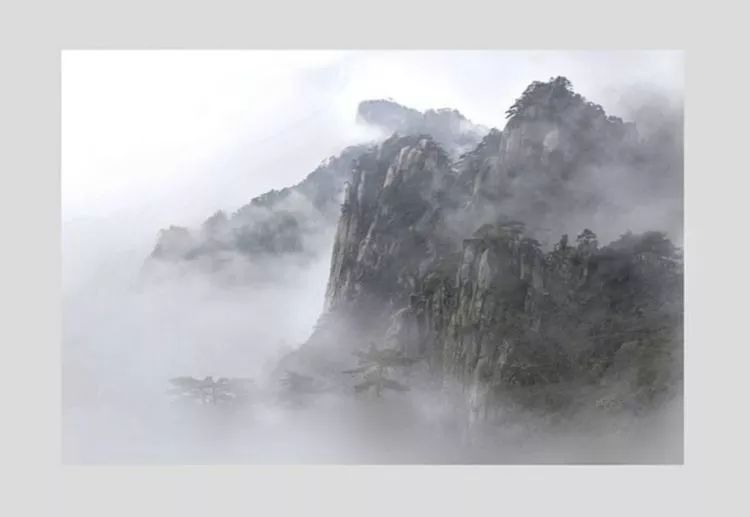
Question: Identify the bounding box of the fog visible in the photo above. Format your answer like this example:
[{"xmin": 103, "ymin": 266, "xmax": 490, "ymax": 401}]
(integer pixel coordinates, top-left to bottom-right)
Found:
[{"xmin": 62, "ymin": 51, "xmax": 683, "ymax": 464}]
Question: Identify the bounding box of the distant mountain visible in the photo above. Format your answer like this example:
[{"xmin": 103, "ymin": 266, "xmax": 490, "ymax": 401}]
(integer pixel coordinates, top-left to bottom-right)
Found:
[
  {"xmin": 145, "ymin": 101, "xmax": 488, "ymax": 282},
  {"xmin": 149, "ymin": 145, "xmax": 365, "ymax": 259},
  {"xmin": 357, "ymin": 98, "xmax": 487, "ymax": 155}
]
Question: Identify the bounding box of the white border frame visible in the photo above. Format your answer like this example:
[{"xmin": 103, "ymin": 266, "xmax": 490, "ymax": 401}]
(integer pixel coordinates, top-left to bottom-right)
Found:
[{"xmin": 2, "ymin": 1, "xmax": 748, "ymax": 515}]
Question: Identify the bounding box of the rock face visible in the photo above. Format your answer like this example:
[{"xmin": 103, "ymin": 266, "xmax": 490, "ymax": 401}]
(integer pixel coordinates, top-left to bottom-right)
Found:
[
  {"xmin": 292, "ymin": 77, "xmax": 683, "ymax": 417},
  {"xmin": 413, "ymin": 229, "xmax": 682, "ymax": 414},
  {"xmin": 324, "ymin": 135, "xmax": 453, "ymax": 318},
  {"xmin": 146, "ymin": 100, "xmax": 488, "ymax": 282},
  {"xmin": 451, "ymin": 77, "xmax": 681, "ymax": 245},
  {"xmin": 147, "ymin": 76, "xmax": 683, "ymax": 418}
]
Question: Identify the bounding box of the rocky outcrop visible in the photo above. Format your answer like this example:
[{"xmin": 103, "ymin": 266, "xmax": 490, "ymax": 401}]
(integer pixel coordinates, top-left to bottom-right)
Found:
[
  {"xmin": 146, "ymin": 100, "xmax": 489, "ymax": 282},
  {"xmin": 298, "ymin": 77, "xmax": 683, "ymax": 417},
  {"xmin": 324, "ymin": 135, "xmax": 452, "ymax": 319},
  {"xmin": 408, "ymin": 228, "xmax": 682, "ymax": 413},
  {"xmin": 147, "ymin": 76, "xmax": 683, "ymax": 418},
  {"xmin": 357, "ymin": 99, "xmax": 488, "ymax": 155},
  {"xmin": 449, "ymin": 77, "xmax": 680, "ymax": 245}
]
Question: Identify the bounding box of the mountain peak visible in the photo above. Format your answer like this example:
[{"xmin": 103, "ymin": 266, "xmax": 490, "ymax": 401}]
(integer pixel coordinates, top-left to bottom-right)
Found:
[
  {"xmin": 504, "ymin": 76, "xmax": 630, "ymax": 131},
  {"xmin": 356, "ymin": 99, "xmax": 487, "ymax": 154}
]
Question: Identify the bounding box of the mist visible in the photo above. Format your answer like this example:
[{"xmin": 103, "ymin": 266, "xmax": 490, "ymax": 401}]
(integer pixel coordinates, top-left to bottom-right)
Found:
[{"xmin": 62, "ymin": 51, "xmax": 683, "ymax": 464}]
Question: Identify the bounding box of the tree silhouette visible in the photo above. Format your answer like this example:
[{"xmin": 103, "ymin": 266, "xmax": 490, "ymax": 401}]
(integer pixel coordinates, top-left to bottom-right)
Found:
[
  {"xmin": 505, "ymin": 76, "xmax": 575, "ymax": 120},
  {"xmin": 554, "ymin": 233, "xmax": 569, "ymax": 252},
  {"xmin": 167, "ymin": 376, "xmax": 254, "ymax": 406},
  {"xmin": 342, "ymin": 343, "xmax": 417, "ymax": 397},
  {"xmin": 576, "ymin": 228, "xmax": 599, "ymax": 253}
]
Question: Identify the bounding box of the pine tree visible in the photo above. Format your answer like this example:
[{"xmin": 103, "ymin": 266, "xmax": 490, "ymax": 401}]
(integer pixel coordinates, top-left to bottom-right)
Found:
[
  {"xmin": 167, "ymin": 376, "xmax": 254, "ymax": 406},
  {"xmin": 342, "ymin": 343, "xmax": 416, "ymax": 397}
]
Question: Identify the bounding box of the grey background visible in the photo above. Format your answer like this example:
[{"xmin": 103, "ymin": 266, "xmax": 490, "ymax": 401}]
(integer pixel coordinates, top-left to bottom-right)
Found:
[{"xmin": 0, "ymin": 0, "xmax": 747, "ymax": 516}]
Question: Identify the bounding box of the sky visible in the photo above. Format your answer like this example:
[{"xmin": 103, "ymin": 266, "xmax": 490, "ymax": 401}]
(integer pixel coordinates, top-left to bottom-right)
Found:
[{"xmin": 62, "ymin": 50, "xmax": 684, "ymax": 228}]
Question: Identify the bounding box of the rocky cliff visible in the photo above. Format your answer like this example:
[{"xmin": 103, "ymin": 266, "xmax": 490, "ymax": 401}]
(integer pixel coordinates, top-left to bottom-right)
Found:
[
  {"xmin": 285, "ymin": 77, "xmax": 683, "ymax": 418},
  {"xmin": 145, "ymin": 76, "xmax": 682, "ymax": 419},
  {"xmin": 145, "ymin": 101, "xmax": 487, "ymax": 283}
]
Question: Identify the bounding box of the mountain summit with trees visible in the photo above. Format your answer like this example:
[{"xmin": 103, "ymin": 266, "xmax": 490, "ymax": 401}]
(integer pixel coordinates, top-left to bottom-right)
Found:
[
  {"xmin": 278, "ymin": 77, "xmax": 683, "ymax": 421},
  {"xmin": 152, "ymin": 77, "xmax": 682, "ymax": 427}
]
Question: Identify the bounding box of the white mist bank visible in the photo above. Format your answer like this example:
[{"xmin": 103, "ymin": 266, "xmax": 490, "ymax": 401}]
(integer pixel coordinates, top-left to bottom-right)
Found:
[
  {"xmin": 62, "ymin": 208, "xmax": 682, "ymax": 465},
  {"xmin": 64, "ymin": 378, "xmax": 682, "ymax": 464}
]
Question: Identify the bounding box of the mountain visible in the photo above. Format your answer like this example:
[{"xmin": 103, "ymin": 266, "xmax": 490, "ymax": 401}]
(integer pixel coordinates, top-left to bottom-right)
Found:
[
  {"xmin": 146, "ymin": 144, "xmax": 368, "ymax": 283},
  {"xmin": 356, "ymin": 99, "xmax": 487, "ymax": 155},
  {"xmin": 144, "ymin": 101, "xmax": 488, "ymax": 283},
  {"xmin": 146, "ymin": 76, "xmax": 682, "ymax": 421},
  {"xmin": 279, "ymin": 77, "xmax": 683, "ymax": 420}
]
